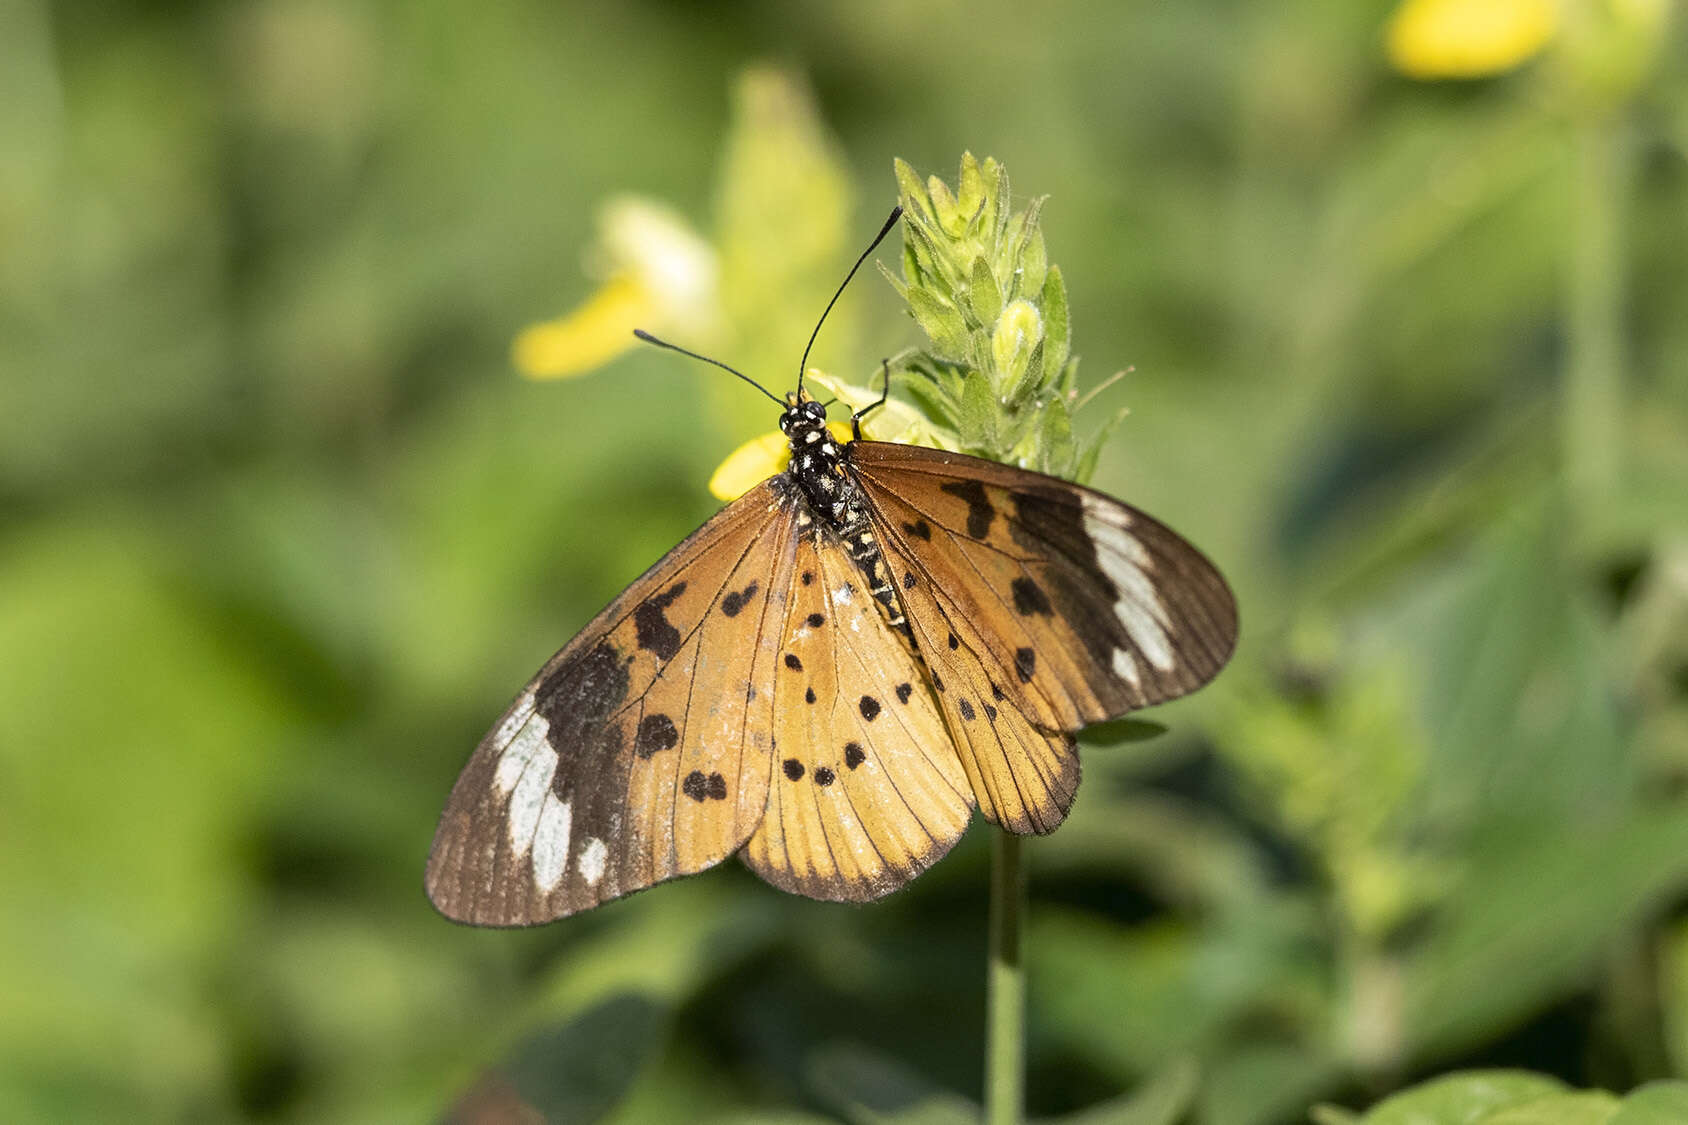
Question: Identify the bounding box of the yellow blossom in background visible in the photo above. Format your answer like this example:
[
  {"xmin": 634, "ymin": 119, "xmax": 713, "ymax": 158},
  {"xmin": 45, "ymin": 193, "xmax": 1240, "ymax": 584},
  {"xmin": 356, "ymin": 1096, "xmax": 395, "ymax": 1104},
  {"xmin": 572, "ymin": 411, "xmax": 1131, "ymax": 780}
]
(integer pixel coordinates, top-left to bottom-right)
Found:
[
  {"xmin": 1387, "ymin": 0, "xmax": 1560, "ymax": 78},
  {"xmin": 708, "ymin": 421, "xmax": 853, "ymax": 500},
  {"xmin": 513, "ymin": 197, "xmax": 718, "ymax": 379}
]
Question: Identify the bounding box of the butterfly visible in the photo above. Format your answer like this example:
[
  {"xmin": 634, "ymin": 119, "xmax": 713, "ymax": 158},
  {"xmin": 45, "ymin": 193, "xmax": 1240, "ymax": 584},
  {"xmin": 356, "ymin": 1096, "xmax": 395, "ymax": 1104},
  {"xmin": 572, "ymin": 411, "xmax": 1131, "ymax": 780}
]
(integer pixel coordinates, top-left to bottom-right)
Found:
[{"xmin": 425, "ymin": 208, "xmax": 1238, "ymax": 926}]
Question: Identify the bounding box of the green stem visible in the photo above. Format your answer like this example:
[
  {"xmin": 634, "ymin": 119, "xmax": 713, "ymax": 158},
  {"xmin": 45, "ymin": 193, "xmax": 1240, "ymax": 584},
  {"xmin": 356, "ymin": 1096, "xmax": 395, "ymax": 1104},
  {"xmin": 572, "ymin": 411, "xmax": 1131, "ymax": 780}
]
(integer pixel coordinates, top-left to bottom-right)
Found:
[
  {"xmin": 1563, "ymin": 114, "xmax": 1626, "ymax": 533},
  {"xmin": 986, "ymin": 829, "xmax": 1026, "ymax": 1125}
]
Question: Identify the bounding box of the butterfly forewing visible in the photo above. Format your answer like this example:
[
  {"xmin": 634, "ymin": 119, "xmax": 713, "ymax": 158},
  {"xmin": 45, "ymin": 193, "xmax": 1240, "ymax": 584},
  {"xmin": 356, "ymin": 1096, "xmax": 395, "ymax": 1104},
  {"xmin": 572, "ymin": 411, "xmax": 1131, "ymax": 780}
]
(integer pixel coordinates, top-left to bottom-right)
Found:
[
  {"xmin": 426, "ymin": 479, "xmax": 801, "ymax": 925},
  {"xmin": 740, "ymin": 526, "xmax": 975, "ymax": 899},
  {"xmin": 848, "ymin": 441, "xmax": 1237, "ymax": 832}
]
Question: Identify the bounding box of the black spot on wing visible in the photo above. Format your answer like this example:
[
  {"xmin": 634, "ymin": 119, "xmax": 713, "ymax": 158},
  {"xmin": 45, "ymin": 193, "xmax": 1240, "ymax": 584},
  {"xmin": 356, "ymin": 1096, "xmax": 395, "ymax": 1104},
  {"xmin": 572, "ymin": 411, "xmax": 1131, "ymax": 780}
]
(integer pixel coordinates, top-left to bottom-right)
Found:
[
  {"xmin": 783, "ymin": 758, "xmax": 805, "ymax": 781},
  {"xmin": 1011, "ymin": 577, "xmax": 1052, "ymax": 617},
  {"xmin": 805, "ymin": 686, "xmax": 816, "ymax": 704},
  {"xmin": 844, "ymin": 742, "xmax": 866, "ymax": 769},
  {"xmin": 635, "ymin": 713, "xmax": 678, "ymax": 758},
  {"xmin": 814, "ymin": 766, "xmax": 836, "ymax": 787},
  {"xmin": 895, "ymin": 682, "xmax": 912, "ymax": 704},
  {"xmin": 859, "ymin": 695, "xmax": 881, "ymax": 722},
  {"xmin": 801, "ymin": 571, "xmax": 814, "ymax": 585},
  {"xmin": 720, "ymin": 580, "xmax": 760, "ymax": 617},
  {"xmin": 785, "ymin": 653, "xmax": 804, "ymax": 672},
  {"xmin": 806, "ymin": 612, "xmax": 825, "ymax": 628},
  {"xmin": 534, "ymin": 642, "xmax": 632, "ymax": 801},
  {"xmin": 682, "ymin": 770, "xmax": 710, "ymax": 802},
  {"xmin": 707, "ymin": 772, "xmax": 728, "ymax": 800},
  {"xmin": 903, "ymin": 570, "xmax": 917, "ymax": 589},
  {"xmin": 947, "ymin": 632, "xmax": 960, "ymax": 650},
  {"xmin": 941, "ymin": 479, "xmax": 996, "ymax": 539},
  {"xmin": 536, "ymin": 642, "xmax": 629, "ymax": 728},
  {"xmin": 903, "ymin": 519, "xmax": 932, "ymax": 540},
  {"xmin": 1015, "ymin": 647, "xmax": 1037, "ymax": 683},
  {"xmin": 1008, "ymin": 488, "xmax": 1135, "ymax": 669},
  {"xmin": 958, "ymin": 698, "xmax": 976, "ymax": 721},
  {"xmin": 984, "ymin": 702, "xmax": 997, "ymax": 722},
  {"xmin": 634, "ymin": 582, "xmax": 688, "ymax": 661}
]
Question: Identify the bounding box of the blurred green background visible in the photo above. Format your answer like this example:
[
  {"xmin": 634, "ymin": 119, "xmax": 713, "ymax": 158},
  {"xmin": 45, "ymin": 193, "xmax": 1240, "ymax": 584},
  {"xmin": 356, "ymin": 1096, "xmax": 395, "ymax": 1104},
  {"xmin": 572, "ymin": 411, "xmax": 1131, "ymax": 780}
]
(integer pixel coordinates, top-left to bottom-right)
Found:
[{"xmin": 4, "ymin": 1, "xmax": 1688, "ymax": 1122}]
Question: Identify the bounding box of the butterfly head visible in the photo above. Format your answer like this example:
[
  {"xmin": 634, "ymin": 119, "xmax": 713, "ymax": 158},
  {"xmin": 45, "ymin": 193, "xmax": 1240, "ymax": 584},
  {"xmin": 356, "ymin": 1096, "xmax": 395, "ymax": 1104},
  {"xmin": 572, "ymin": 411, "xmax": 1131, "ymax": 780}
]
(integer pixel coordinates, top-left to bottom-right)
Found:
[
  {"xmin": 778, "ymin": 392, "xmax": 830, "ymax": 437},
  {"xmin": 778, "ymin": 392, "xmax": 854, "ymax": 517}
]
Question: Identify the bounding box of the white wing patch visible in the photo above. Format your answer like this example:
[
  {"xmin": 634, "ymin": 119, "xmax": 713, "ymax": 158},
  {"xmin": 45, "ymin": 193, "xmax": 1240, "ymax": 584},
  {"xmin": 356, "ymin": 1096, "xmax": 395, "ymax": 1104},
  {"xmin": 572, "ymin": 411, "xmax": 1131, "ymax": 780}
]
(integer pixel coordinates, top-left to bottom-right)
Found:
[
  {"xmin": 579, "ymin": 837, "xmax": 608, "ymax": 887},
  {"xmin": 1082, "ymin": 493, "xmax": 1176, "ymax": 672},
  {"xmin": 505, "ymin": 734, "xmax": 559, "ymax": 861},
  {"xmin": 531, "ymin": 795, "xmax": 573, "ymax": 892},
  {"xmin": 493, "ymin": 702, "xmax": 547, "ymax": 795},
  {"xmin": 1111, "ymin": 646, "xmax": 1142, "ymax": 688}
]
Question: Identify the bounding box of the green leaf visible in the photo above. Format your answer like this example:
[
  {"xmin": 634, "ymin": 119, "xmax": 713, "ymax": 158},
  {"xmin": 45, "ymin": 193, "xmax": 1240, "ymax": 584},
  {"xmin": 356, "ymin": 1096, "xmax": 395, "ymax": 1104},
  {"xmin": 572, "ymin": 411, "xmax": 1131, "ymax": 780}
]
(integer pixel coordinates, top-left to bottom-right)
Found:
[
  {"xmin": 1015, "ymin": 197, "xmax": 1048, "ymax": 298},
  {"xmin": 1351, "ymin": 1071, "xmax": 1567, "ymax": 1124},
  {"xmin": 906, "ymin": 287, "xmax": 972, "ymax": 362},
  {"xmin": 807, "ymin": 1043, "xmax": 978, "ymax": 1125},
  {"xmin": 956, "ymin": 151, "xmax": 987, "ymax": 232},
  {"xmin": 877, "ymin": 260, "xmax": 910, "ymax": 302},
  {"xmin": 959, "ymin": 368, "xmax": 1001, "ymax": 454},
  {"xmin": 988, "ymin": 158, "xmax": 1011, "ymax": 243},
  {"xmin": 1480, "ymin": 1092, "xmax": 1620, "ymax": 1124},
  {"xmin": 895, "ymin": 157, "xmax": 936, "ymax": 225},
  {"xmin": 1042, "ymin": 264, "xmax": 1071, "ymax": 387},
  {"xmin": 1082, "ymin": 718, "xmax": 1170, "ymax": 745},
  {"xmin": 968, "ymin": 255, "xmax": 1003, "ymax": 327},
  {"xmin": 1610, "ymin": 1082, "xmax": 1688, "ymax": 1125},
  {"xmin": 1037, "ymin": 387, "xmax": 1074, "ymax": 474}
]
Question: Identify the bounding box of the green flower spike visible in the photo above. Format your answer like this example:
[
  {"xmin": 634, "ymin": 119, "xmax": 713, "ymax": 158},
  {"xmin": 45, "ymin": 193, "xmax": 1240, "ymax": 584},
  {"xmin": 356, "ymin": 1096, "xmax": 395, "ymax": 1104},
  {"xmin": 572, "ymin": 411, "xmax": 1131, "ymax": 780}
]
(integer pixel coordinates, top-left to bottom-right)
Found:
[{"xmin": 857, "ymin": 153, "xmax": 1125, "ymax": 485}]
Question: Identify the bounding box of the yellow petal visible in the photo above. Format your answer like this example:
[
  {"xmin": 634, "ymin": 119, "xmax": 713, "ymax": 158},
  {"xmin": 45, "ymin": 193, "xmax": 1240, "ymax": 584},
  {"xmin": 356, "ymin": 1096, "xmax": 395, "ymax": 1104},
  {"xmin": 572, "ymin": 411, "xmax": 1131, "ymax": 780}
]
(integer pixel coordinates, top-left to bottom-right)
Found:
[
  {"xmin": 512, "ymin": 275, "xmax": 655, "ymax": 379},
  {"xmin": 708, "ymin": 422, "xmax": 853, "ymax": 501},
  {"xmin": 1387, "ymin": 0, "xmax": 1559, "ymax": 79},
  {"xmin": 598, "ymin": 198, "xmax": 718, "ymax": 334}
]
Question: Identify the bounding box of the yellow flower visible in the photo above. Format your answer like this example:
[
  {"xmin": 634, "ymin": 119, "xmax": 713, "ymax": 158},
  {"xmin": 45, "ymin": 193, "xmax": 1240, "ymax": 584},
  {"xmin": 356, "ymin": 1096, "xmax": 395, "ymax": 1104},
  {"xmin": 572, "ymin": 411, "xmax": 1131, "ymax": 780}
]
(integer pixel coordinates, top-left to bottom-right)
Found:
[
  {"xmin": 1386, "ymin": 0, "xmax": 1559, "ymax": 79},
  {"xmin": 707, "ymin": 421, "xmax": 854, "ymax": 501},
  {"xmin": 513, "ymin": 197, "xmax": 718, "ymax": 379}
]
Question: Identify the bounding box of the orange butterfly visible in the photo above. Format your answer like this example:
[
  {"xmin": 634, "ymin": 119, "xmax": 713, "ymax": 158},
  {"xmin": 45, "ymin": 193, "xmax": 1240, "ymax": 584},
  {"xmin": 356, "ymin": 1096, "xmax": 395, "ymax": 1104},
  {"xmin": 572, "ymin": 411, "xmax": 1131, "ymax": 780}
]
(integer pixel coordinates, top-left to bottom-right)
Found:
[{"xmin": 426, "ymin": 209, "xmax": 1238, "ymax": 925}]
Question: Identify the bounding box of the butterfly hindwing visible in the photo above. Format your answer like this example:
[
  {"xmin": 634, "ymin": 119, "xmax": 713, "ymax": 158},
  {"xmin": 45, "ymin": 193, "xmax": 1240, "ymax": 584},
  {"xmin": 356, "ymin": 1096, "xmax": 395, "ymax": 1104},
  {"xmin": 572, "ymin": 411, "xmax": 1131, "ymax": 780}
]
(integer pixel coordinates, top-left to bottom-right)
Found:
[
  {"xmin": 426, "ymin": 479, "xmax": 801, "ymax": 925},
  {"xmin": 740, "ymin": 524, "xmax": 976, "ymax": 900},
  {"xmin": 849, "ymin": 441, "xmax": 1238, "ymax": 833}
]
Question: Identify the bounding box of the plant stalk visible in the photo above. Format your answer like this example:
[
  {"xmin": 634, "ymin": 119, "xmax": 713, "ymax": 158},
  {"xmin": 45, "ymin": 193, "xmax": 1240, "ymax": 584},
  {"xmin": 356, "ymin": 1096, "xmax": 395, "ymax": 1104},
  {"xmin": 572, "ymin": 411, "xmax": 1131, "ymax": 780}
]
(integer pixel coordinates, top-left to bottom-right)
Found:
[
  {"xmin": 1563, "ymin": 114, "xmax": 1626, "ymax": 533},
  {"xmin": 986, "ymin": 829, "xmax": 1026, "ymax": 1125}
]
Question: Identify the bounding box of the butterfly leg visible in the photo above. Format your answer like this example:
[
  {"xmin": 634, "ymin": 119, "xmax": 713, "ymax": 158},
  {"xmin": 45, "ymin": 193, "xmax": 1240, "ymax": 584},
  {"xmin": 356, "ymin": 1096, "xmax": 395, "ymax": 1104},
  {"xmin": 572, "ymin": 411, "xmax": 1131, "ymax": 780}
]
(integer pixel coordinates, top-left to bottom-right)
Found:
[{"xmin": 852, "ymin": 358, "xmax": 892, "ymax": 441}]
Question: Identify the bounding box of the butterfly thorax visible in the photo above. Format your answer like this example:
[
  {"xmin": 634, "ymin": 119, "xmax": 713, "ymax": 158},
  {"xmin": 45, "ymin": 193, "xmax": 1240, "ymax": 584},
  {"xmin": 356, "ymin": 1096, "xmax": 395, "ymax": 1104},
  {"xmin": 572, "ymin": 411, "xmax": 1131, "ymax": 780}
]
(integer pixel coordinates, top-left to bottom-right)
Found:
[
  {"xmin": 780, "ymin": 394, "xmax": 911, "ymax": 640},
  {"xmin": 779, "ymin": 395, "xmax": 854, "ymax": 523}
]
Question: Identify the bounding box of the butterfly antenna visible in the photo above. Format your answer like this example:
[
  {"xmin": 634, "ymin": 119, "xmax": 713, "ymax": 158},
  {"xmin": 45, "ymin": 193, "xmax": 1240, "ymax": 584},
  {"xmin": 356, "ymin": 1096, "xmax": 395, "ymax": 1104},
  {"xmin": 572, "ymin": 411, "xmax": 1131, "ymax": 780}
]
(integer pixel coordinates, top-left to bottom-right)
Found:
[
  {"xmin": 632, "ymin": 329, "xmax": 784, "ymax": 406},
  {"xmin": 796, "ymin": 205, "xmax": 904, "ymax": 399}
]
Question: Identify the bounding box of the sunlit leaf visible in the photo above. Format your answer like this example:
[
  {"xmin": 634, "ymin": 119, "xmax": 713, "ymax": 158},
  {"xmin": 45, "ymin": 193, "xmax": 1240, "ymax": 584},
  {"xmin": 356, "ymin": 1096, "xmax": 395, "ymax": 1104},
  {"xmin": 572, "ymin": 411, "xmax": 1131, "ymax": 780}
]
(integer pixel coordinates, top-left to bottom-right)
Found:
[{"xmin": 1346, "ymin": 1069, "xmax": 1566, "ymax": 1123}]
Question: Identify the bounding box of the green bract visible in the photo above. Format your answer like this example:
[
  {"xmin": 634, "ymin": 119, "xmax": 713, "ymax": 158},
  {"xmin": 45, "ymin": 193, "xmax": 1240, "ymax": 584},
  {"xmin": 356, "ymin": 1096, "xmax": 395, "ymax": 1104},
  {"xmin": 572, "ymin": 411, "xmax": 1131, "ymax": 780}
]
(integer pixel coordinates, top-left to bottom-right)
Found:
[{"xmin": 873, "ymin": 153, "xmax": 1124, "ymax": 484}]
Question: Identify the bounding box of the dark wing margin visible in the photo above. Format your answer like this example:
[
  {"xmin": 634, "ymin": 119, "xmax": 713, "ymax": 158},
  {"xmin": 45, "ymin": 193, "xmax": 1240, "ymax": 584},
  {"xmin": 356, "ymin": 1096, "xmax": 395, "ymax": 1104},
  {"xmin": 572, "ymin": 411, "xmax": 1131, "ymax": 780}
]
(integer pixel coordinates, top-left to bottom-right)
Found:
[{"xmin": 425, "ymin": 478, "xmax": 800, "ymax": 926}]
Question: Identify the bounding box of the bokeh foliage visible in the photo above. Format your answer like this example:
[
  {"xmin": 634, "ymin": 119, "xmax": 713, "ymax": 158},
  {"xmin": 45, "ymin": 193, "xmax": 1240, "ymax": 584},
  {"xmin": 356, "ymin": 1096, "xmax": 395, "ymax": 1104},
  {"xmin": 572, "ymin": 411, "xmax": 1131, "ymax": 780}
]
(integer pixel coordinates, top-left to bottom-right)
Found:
[{"xmin": 3, "ymin": 2, "xmax": 1687, "ymax": 1123}]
